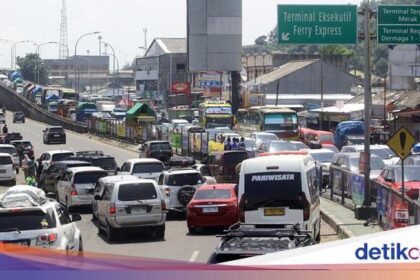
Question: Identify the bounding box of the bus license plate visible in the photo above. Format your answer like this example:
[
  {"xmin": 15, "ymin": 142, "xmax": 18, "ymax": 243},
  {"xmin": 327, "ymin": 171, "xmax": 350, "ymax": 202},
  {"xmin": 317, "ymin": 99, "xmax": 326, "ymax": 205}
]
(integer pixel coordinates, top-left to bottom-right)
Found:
[{"xmin": 264, "ymin": 208, "xmax": 285, "ymax": 216}]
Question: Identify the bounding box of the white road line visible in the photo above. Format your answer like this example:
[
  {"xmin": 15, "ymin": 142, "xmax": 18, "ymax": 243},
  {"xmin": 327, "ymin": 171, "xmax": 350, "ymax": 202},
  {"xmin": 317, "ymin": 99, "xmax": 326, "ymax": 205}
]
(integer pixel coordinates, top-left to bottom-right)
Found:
[{"xmin": 189, "ymin": 251, "xmax": 199, "ymax": 262}]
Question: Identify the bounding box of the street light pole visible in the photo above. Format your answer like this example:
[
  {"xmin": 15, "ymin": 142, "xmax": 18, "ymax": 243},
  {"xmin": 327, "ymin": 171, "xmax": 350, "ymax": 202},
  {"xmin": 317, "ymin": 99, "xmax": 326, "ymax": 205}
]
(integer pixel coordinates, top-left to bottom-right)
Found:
[
  {"xmin": 11, "ymin": 40, "xmax": 31, "ymax": 70},
  {"xmin": 36, "ymin": 41, "xmax": 58, "ymax": 84},
  {"xmin": 73, "ymin": 31, "xmax": 100, "ymax": 91},
  {"xmin": 102, "ymin": 42, "xmax": 118, "ymax": 100}
]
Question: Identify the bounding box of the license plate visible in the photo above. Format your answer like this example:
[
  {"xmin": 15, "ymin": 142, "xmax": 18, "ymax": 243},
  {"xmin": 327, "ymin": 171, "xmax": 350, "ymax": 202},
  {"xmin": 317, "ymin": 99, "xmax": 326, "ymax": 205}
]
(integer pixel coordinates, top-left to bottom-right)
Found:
[
  {"xmin": 264, "ymin": 208, "xmax": 285, "ymax": 216},
  {"xmin": 131, "ymin": 206, "xmax": 146, "ymax": 214},
  {"xmin": 203, "ymin": 207, "xmax": 218, "ymax": 213},
  {"xmin": 54, "ymin": 134, "xmax": 60, "ymax": 137},
  {"xmin": 3, "ymin": 240, "xmax": 30, "ymax": 247},
  {"xmin": 395, "ymin": 211, "xmax": 409, "ymax": 220}
]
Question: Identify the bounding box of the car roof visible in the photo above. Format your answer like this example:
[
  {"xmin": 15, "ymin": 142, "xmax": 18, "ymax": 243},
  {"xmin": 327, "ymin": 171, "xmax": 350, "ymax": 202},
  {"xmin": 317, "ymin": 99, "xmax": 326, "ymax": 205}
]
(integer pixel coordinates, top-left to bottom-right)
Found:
[
  {"xmin": 126, "ymin": 158, "xmax": 163, "ymax": 164},
  {"xmin": 46, "ymin": 150, "xmax": 74, "ymax": 155},
  {"xmin": 98, "ymin": 175, "xmax": 138, "ymax": 183},
  {"xmin": 145, "ymin": 140, "xmax": 170, "ymax": 144},
  {"xmin": 66, "ymin": 166, "xmax": 106, "ymax": 173},
  {"xmin": 197, "ymin": 184, "xmax": 236, "ymax": 190},
  {"xmin": 114, "ymin": 178, "xmax": 157, "ymax": 186},
  {"xmin": 243, "ymin": 155, "xmax": 312, "ymax": 171},
  {"xmin": 309, "ymin": 149, "xmax": 335, "ymax": 154},
  {"xmin": 0, "ymin": 153, "xmax": 12, "ymax": 157},
  {"xmin": 53, "ymin": 160, "xmax": 91, "ymax": 165},
  {"xmin": 164, "ymin": 169, "xmax": 200, "ymax": 175},
  {"xmin": 0, "ymin": 144, "xmax": 15, "ymax": 148}
]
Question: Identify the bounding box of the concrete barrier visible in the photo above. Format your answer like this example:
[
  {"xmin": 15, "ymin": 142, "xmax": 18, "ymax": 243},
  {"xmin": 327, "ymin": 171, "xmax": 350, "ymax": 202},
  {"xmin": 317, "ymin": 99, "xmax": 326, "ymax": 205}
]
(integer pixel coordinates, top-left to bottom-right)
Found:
[{"xmin": 0, "ymin": 85, "xmax": 88, "ymax": 133}]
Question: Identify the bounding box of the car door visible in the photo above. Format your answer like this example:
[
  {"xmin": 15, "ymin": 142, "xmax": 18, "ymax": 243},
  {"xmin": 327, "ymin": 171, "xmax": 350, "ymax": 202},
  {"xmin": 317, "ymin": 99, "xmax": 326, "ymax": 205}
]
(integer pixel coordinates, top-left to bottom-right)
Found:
[
  {"xmin": 56, "ymin": 204, "xmax": 76, "ymax": 251},
  {"xmin": 119, "ymin": 162, "xmax": 132, "ymax": 175},
  {"xmin": 97, "ymin": 185, "xmax": 112, "ymax": 225},
  {"xmin": 43, "ymin": 165, "xmax": 57, "ymax": 192},
  {"xmin": 57, "ymin": 171, "xmax": 71, "ymax": 204}
]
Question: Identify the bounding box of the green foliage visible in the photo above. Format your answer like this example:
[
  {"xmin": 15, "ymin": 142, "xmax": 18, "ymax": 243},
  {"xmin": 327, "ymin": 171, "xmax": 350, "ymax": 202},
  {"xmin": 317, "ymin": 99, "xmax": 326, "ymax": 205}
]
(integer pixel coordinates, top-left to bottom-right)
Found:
[{"xmin": 16, "ymin": 53, "xmax": 49, "ymax": 85}]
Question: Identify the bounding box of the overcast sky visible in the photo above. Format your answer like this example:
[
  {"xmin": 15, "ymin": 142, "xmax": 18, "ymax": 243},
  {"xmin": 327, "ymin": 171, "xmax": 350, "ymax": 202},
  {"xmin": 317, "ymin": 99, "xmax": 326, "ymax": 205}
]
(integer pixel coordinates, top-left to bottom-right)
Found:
[{"xmin": 0, "ymin": 0, "xmax": 360, "ymax": 69}]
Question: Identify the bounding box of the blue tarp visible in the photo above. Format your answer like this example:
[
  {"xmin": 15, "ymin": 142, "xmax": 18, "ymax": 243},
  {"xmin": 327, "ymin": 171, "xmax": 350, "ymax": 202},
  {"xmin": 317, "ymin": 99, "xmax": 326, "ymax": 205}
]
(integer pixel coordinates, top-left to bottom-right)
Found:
[
  {"xmin": 46, "ymin": 95, "xmax": 58, "ymax": 101},
  {"xmin": 334, "ymin": 121, "xmax": 365, "ymax": 150},
  {"xmin": 412, "ymin": 143, "xmax": 420, "ymax": 154},
  {"xmin": 11, "ymin": 71, "xmax": 21, "ymax": 80},
  {"xmin": 32, "ymin": 86, "xmax": 43, "ymax": 94}
]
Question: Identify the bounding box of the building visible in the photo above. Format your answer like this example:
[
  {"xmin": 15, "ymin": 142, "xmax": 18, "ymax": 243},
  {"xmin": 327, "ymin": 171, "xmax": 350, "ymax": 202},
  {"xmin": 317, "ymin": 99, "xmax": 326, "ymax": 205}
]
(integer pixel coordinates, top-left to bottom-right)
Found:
[
  {"xmin": 134, "ymin": 38, "xmax": 188, "ymax": 109},
  {"xmin": 244, "ymin": 59, "xmax": 356, "ymax": 109},
  {"xmin": 43, "ymin": 55, "xmax": 110, "ymax": 89}
]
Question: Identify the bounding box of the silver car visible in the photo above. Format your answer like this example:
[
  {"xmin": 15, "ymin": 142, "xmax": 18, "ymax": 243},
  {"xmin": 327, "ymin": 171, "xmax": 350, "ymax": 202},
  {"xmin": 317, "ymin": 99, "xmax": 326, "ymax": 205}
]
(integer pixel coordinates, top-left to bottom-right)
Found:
[
  {"xmin": 95, "ymin": 178, "xmax": 167, "ymax": 242},
  {"xmin": 119, "ymin": 158, "xmax": 165, "ymax": 181}
]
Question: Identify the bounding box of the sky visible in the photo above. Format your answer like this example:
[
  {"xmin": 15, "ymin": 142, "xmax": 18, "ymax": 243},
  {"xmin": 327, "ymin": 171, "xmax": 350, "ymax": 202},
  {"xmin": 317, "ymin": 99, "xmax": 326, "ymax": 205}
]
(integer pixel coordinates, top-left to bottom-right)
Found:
[{"xmin": 0, "ymin": 0, "xmax": 361, "ymax": 69}]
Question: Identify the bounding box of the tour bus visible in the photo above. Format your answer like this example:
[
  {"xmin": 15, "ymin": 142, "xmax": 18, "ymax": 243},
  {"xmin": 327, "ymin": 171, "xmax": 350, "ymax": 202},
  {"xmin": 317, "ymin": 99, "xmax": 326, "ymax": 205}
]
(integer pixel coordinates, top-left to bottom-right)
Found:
[
  {"xmin": 238, "ymin": 152, "xmax": 321, "ymax": 241},
  {"xmin": 199, "ymin": 101, "xmax": 234, "ymax": 129},
  {"xmin": 236, "ymin": 106, "xmax": 299, "ymax": 140}
]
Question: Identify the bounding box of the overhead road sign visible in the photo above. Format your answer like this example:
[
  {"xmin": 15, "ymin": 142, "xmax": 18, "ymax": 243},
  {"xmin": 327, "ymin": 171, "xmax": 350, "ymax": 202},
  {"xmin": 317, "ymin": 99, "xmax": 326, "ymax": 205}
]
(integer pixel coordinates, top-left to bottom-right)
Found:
[
  {"xmin": 387, "ymin": 126, "xmax": 416, "ymax": 160},
  {"xmin": 378, "ymin": 5, "xmax": 420, "ymax": 44},
  {"xmin": 277, "ymin": 5, "xmax": 358, "ymax": 44}
]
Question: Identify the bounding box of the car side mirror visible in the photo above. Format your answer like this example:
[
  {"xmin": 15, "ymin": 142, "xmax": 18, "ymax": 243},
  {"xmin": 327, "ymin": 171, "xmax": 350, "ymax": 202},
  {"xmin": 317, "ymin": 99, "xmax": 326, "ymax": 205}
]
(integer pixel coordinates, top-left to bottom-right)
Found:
[
  {"xmin": 94, "ymin": 194, "xmax": 101, "ymax": 200},
  {"xmin": 71, "ymin": 213, "xmax": 82, "ymax": 222}
]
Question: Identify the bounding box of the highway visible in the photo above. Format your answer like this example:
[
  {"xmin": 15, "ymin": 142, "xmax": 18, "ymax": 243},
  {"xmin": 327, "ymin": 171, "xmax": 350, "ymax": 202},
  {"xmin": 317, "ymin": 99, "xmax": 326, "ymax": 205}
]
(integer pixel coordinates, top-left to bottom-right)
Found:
[{"xmin": 0, "ymin": 111, "xmax": 339, "ymax": 262}]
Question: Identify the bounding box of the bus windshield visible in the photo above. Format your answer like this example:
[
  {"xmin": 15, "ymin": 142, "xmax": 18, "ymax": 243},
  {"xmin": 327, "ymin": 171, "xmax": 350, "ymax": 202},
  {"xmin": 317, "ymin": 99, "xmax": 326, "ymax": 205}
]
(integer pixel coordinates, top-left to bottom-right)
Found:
[
  {"xmin": 205, "ymin": 107, "xmax": 232, "ymax": 115},
  {"xmin": 264, "ymin": 113, "xmax": 298, "ymax": 130}
]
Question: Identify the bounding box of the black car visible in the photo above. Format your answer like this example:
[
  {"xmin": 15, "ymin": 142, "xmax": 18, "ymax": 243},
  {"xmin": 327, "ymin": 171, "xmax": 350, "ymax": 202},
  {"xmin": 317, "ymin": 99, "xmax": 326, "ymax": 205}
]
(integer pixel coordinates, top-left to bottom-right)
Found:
[
  {"xmin": 207, "ymin": 224, "xmax": 316, "ymax": 264},
  {"xmin": 43, "ymin": 126, "xmax": 66, "ymax": 144},
  {"xmin": 139, "ymin": 141, "xmax": 173, "ymax": 163},
  {"xmin": 69, "ymin": 151, "xmax": 118, "ymax": 175},
  {"xmin": 39, "ymin": 160, "xmax": 92, "ymax": 194},
  {"xmin": 12, "ymin": 111, "xmax": 25, "ymax": 123},
  {"xmin": 10, "ymin": 140, "xmax": 34, "ymax": 156}
]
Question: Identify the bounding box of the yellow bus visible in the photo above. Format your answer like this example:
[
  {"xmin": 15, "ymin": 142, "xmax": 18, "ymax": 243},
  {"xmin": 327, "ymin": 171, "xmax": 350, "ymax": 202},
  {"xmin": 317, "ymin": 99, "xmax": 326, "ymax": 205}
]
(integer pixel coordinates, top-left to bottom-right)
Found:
[
  {"xmin": 199, "ymin": 101, "xmax": 234, "ymax": 129},
  {"xmin": 236, "ymin": 106, "xmax": 299, "ymax": 140}
]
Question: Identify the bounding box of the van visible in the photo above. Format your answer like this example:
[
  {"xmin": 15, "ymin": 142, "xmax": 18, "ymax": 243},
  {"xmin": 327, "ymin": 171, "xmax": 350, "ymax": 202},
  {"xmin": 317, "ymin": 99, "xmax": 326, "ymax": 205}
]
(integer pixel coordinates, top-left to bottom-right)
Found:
[
  {"xmin": 299, "ymin": 128, "xmax": 334, "ymax": 145},
  {"xmin": 238, "ymin": 153, "xmax": 321, "ymax": 241}
]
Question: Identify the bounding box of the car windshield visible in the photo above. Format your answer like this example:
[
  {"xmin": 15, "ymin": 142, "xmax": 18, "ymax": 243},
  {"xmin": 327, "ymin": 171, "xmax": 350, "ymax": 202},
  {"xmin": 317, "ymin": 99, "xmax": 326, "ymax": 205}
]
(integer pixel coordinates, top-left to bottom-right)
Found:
[
  {"xmin": 194, "ymin": 189, "xmax": 232, "ymax": 200},
  {"xmin": 349, "ymin": 156, "xmax": 385, "ymax": 171},
  {"xmin": 0, "ymin": 156, "xmax": 13, "ymax": 165},
  {"xmin": 0, "ymin": 210, "xmax": 56, "ymax": 231},
  {"xmin": 150, "ymin": 143, "xmax": 172, "ymax": 150},
  {"xmin": 264, "ymin": 113, "xmax": 298, "ymax": 130},
  {"xmin": 92, "ymin": 158, "xmax": 117, "ymax": 170},
  {"xmin": 133, "ymin": 163, "xmax": 164, "ymax": 173},
  {"xmin": 206, "ymin": 117, "xmax": 232, "ymax": 128},
  {"xmin": 269, "ymin": 142, "xmax": 297, "ymax": 152},
  {"xmin": 257, "ymin": 134, "xmax": 279, "ymax": 142},
  {"xmin": 118, "ymin": 183, "xmax": 158, "ymax": 201},
  {"xmin": 310, "ymin": 152, "xmax": 335, "ymax": 163},
  {"xmin": 371, "ymin": 148, "xmax": 396, "ymax": 159},
  {"xmin": 0, "ymin": 147, "xmax": 17, "ymax": 155},
  {"xmin": 49, "ymin": 127, "xmax": 64, "ymax": 133},
  {"xmin": 394, "ymin": 167, "xmax": 420, "ymax": 182},
  {"xmin": 323, "ymin": 145, "xmax": 339, "ymax": 153},
  {"xmin": 73, "ymin": 172, "xmax": 108, "ymax": 184},
  {"xmin": 167, "ymin": 173, "xmax": 204, "ymax": 186},
  {"xmin": 52, "ymin": 153, "xmax": 74, "ymax": 162}
]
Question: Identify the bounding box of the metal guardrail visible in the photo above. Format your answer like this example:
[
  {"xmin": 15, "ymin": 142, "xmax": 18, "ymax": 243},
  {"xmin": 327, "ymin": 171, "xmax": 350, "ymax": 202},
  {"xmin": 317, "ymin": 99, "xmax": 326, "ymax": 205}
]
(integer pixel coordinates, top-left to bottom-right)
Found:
[{"xmin": 328, "ymin": 165, "xmax": 420, "ymax": 230}]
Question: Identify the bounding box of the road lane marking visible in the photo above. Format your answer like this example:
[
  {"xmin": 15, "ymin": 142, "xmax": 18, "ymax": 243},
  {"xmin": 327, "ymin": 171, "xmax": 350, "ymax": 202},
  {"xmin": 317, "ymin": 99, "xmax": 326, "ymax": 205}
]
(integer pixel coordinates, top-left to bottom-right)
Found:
[{"xmin": 189, "ymin": 251, "xmax": 199, "ymax": 262}]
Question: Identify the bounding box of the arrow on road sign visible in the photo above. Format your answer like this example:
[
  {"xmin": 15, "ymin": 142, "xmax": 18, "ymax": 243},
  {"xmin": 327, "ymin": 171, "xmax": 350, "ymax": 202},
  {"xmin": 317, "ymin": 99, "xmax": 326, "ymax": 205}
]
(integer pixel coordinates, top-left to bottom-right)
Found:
[{"xmin": 281, "ymin": 32, "xmax": 290, "ymax": 41}]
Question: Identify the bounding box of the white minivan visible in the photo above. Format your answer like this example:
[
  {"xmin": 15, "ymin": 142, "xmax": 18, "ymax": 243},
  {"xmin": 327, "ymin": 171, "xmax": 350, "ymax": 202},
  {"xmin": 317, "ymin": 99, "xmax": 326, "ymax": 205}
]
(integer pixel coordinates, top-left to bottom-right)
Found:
[{"xmin": 238, "ymin": 153, "xmax": 321, "ymax": 242}]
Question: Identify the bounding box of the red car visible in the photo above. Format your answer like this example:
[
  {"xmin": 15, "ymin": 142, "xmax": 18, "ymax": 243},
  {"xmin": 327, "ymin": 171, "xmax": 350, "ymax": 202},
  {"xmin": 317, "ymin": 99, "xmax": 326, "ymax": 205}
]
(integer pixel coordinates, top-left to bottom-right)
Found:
[
  {"xmin": 186, "ymin": 184, "xmax": 239, "ymax": 234},
  {"xmin": 376, "ymin": 165, "xmax": 420, "ymax": 199}
]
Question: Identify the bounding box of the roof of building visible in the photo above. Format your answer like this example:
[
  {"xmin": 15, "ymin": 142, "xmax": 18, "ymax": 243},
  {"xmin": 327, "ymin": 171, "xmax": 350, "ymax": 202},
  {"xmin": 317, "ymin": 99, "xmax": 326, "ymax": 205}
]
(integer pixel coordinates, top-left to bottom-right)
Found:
[
  {"xmin": 249, "ymin": 60, "xmax": 319, "ymax": 86},
  {"xmin": 311, "ymin": 103, "xmax": 364, "ymax": 113},
  {"xmin": 145, "ymin": 38, "xmax": 187, "ymax": 56}
]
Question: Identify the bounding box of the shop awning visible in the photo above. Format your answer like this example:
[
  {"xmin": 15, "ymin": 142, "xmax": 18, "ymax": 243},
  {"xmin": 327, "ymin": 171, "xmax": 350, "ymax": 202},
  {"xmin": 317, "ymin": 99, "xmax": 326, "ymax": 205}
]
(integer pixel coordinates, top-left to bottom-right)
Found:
[{"xmin": 126, "ymin": 103, "xmax": 156, "ymax": 118}]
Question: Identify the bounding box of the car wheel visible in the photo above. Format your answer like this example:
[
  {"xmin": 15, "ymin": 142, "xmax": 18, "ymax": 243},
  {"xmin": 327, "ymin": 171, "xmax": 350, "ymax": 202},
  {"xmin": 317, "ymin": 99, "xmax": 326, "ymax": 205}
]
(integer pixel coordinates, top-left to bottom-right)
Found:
[
  {"xmin": 78, "ymin": 238, "xmax": 84, "ymax": 257},
  {"xmin": 106, "ymin": 221, "xmax": 117, "ymax": 242},
  {"xmin": 97, "ymin": 218, "xmax": 104, "ymax": 234},
  {"xmin": 10, "ymin": 179, "xmax": 16, "ymax": 186},
  {"xmin": 188, "ymin": 226, "xmax": 195, "ymax": 235},
  {"xmin": 154, "ymin": 225, "xmax": 165, "ymax": 240}
]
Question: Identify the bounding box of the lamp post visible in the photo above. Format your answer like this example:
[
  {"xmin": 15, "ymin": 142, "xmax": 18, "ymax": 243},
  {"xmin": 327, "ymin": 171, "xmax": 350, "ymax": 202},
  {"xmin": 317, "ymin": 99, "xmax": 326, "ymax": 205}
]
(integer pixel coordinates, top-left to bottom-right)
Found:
[
  {"xmin": 73, "ymin": 31, "xmax": 100, "ymax": 91},
  {"xmin": 35, "ymin": 41, "xmax": 58, "ymax": 84},
  {"xmin": 102, "ymin": 42, "xmax": 119, "ymax": 100}
]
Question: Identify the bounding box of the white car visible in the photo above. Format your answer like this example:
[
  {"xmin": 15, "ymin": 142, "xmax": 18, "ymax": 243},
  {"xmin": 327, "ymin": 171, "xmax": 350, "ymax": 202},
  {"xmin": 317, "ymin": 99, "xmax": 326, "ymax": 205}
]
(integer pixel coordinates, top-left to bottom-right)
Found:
[
  {"xmin": 16, "ymin": 87, "xmax": 23, "ymax": 94},
  {"xmin": 0, "ymin": 144, "xmax": 20, "ymax": 173},
  {"xmin": 56, "ymin": 166, "xmax": 108, "ymax": 210},
  {"xmin": 0, "ymin": 153, "xmax": 16, "ymax": 186},
  {"xmin": 248, "ymin": 132, "xmax": 279, "ymax": 148},
  {"xmin": 119, "ymin": 158, "xmax": 165, "ymax": 181},
  {"xmin": 38, "ymin": 150, "xmax": 75, "ymax": 170},
  {"xmin": 0, "ymin": 186, "xmax": 83, "ymax": 254},
  {"xmin": 341, "ymin": 145, "xmax": 398, "ymax": 166}
]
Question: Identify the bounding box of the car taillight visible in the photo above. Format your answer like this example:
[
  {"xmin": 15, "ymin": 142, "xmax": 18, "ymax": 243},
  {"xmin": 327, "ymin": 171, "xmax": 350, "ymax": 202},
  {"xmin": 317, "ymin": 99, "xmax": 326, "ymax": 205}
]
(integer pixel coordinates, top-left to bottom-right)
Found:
[
  {"xmin": 8, "ymin": 208, "xmax": 23, "ymax": 213},
  {"xmin": 299, "ymin": 192, "xmax": 310, "ymax": 221},
  {"xmin": 161, "ymin": 200, "xmax": 167, "ymax": 211},
  {"xmin": 37, "ymin": 233, "xmax": 57, "ymax": 246},
  {"xmin": 164, "ymin": 188, "xmax": 170, "ymax": 197},
  {"xmin": 109, "ymin": 203, "xmax": 116, "ymax": 215},
  {"xmin": 71, "ymin": 184, "xmax": 78, "ymax": 196}
]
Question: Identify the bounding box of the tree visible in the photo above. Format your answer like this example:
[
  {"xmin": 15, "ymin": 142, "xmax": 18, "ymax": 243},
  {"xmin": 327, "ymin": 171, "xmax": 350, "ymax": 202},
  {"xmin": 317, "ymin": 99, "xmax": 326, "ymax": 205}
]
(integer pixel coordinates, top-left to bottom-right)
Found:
[
  {"xmin": 375, "ymin": 58, "xmax": 388, "ymax": 76},
  {"xmin": 16, "ymin": 53, "xmax": 49, "ymax": 85}
]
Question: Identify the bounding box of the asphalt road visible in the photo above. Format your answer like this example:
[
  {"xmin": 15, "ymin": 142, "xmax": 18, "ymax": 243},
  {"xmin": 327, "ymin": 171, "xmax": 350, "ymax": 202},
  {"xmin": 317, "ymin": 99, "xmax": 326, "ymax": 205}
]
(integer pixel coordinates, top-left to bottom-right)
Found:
[{"xmin": 0, "ymin": 111, "xmax": 339, "ymax": 263}]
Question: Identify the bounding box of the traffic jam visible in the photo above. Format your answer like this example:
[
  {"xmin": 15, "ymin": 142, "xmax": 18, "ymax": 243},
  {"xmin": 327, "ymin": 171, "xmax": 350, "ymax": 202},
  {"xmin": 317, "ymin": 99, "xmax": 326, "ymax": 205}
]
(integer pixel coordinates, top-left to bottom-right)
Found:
[{"xmin": 0, "ymin": 102, "xmax": 418, "ymax": 263}]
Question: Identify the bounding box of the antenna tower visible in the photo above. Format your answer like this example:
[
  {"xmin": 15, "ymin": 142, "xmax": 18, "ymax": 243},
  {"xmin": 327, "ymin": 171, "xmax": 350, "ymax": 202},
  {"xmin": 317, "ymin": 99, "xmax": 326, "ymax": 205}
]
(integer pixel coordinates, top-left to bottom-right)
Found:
[{"xmin": 59, "ymin": 0, "xmax": 69, "ymax": 58}]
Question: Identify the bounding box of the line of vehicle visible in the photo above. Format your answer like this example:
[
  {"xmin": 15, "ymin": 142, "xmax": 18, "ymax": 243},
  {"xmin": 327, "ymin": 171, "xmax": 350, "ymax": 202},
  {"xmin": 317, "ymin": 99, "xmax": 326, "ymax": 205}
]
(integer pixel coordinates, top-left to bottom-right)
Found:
[{"xmin": 189, "ymin": 250, "xmax": 199, "ymax": 262}]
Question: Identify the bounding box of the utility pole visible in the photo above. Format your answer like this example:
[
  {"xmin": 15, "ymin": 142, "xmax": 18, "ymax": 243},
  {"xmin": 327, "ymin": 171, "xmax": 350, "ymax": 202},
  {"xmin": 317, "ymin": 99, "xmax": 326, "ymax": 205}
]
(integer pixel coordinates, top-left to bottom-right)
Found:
[
  {"xmin": 320, "ymin": 46, "xmax": 324, "ymax": 130},
  {"xmin": 231, "ymin": 71, "xmax": 241, "ymax": 115}
]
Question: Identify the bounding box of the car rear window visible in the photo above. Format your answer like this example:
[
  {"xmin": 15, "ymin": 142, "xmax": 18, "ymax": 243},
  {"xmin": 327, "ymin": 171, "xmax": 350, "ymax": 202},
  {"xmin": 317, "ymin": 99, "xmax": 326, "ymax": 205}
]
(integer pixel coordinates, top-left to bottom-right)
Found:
[
  {"xmin": 243, "ymin": 172, "xmax": 303, "ymax": 211},
  {"xmin": 194, "ymin": 189, "xmax": 232, "ymax": 200},
  {"xmin": 67, "ymin": 162, "xmax": 92, "ymax": 168},
  {"xmin": 0, "ymin": 210, "xmax": 56, "ymax": 231},
  {"xmin": 92, "ymin": 158, "xmax": 117, "ymax": 170},
  {"xmin": 52, "ymin": 153, "xmax": 74, "ymax": 162},
  {"xmin": 150, "ymin": 143, "xmax": 172, "ymax": 150},
  {"xmin": 0, "ymin": 156, "xmax": 12, "ymax": 165},
  {"xmin": 49, "ymin": 127, "xmax": 64, "ymax": 133},
  {"xmin": 167, "ymin": 173, "xmax": 204, "ymax": 186},
  {"xmin": 0, "ymin": 147, "xmax": 17, "ymax": 155},
  {"xmin": 133, "ymin": 163, "xmax": 164, "ymax": 173},
  {"xmin": 269, "ymin": 142, "xmax": 297, "ymax": 152},
  {"xmin": 73, "ymin": 172, "xmax": 108, "ymax": 184},
  {"xmin": 118, "ymin": 183, "xmax": 158, "ymax": 201},
  {"xmin": 222, "ymin": 152, "xmax": 248, "ymax": 167}
]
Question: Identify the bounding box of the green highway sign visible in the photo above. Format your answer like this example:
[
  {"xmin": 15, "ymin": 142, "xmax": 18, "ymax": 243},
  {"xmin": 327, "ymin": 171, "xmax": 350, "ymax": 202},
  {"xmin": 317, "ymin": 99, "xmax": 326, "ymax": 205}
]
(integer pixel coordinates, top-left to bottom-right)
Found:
[
  {"xmin": 277, "ymin": 5, "xmax": 358, "ymax": 44},
  {"xmin": 378, "ymin": 5, "xmax": 420, "ymax": 44}
]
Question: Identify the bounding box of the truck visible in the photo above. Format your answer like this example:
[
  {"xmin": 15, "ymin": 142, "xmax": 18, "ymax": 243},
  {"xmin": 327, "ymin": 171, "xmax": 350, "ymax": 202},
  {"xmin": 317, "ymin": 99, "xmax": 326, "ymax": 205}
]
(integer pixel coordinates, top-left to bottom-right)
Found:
[
  {"xmin": 96, "ymin": 100, "xmax": 116, "ymax": 113},
  {"xmin": 57, "ymin": 100, "xmax": 77, "ymax": 118},
  {"xmin": 334, "ymin": 121, "xmax": 365, "ymax": 150},
  {"xmin": 76, "ymin": 102, "xmax": 97, "ymax": 123}
]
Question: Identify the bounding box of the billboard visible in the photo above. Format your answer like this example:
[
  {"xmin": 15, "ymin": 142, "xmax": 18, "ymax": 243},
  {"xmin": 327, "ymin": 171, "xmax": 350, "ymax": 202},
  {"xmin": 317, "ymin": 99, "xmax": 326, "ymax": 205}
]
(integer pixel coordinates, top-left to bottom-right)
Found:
[{"xmin": 187, "ymin": 0, "xmax": 242, "ymax": 72}]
